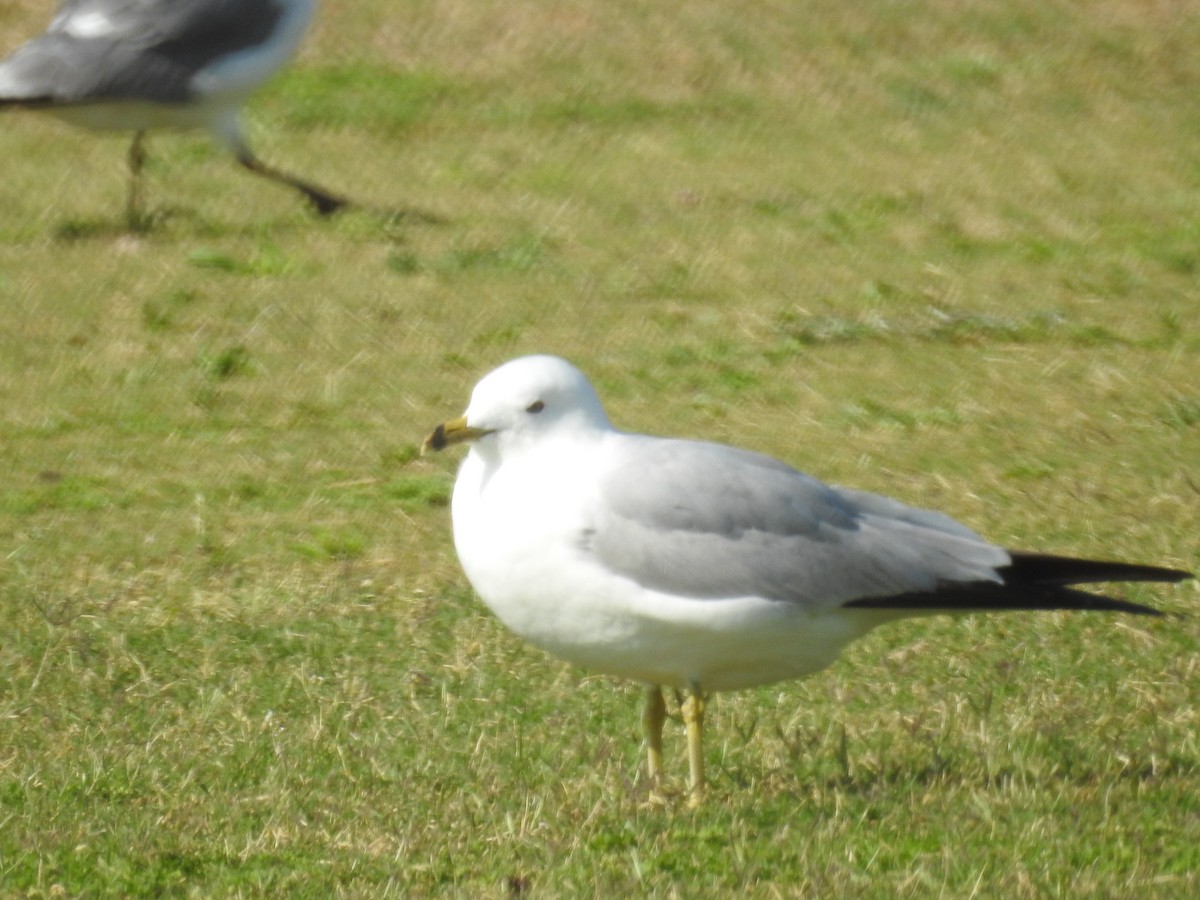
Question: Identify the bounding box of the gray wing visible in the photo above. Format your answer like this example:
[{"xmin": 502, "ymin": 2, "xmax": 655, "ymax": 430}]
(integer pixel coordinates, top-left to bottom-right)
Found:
[
  {"xmin": 0, "ymin": 0, "xmax": 295, "ymax": 103},
  {"xmin": 585, "ymin": 435, "xmax": 1010, "ymax": 610}
]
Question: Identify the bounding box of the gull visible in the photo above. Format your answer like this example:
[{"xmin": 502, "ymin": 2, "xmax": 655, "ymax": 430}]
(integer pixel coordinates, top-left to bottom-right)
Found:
[
  {"xmin": 423, "ymin": 355, "xmax": 1191, "ymax": 802},
  {"xmin": 0, "ymin": 0, "xmax": 347, "ymax": 224}
]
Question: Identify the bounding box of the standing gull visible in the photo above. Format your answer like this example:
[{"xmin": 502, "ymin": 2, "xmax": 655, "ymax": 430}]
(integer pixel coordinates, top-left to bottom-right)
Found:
[
  {"xmin": 424, "ymin": 355, "xmax": 1191, "ymax": 802},
  {"xmin": 0, "ymin": 0, "xmax": 346, "ymax": 223}
]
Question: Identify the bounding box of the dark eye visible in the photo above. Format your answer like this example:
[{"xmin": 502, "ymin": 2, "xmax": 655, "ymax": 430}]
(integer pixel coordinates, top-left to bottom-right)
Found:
[{"xmin": 526, "ymin": 400, "xmax": 545, "ymax": 414}]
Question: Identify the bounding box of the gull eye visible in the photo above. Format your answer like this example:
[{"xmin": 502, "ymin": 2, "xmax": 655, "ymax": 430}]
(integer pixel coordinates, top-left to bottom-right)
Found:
[{"xmin": 525, "ymin": 400, "xmax": 545, "ymax": 414}]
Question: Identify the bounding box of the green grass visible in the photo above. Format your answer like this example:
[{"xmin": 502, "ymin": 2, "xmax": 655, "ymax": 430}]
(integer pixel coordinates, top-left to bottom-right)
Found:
[{"xmin": 1, "ymin": 0, "xmax": 1198, "ymax": 895}]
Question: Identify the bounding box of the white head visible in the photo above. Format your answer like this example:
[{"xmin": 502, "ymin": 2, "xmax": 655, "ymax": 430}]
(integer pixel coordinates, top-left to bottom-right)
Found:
[{"xmin": 423, "ymin": 355, "xmax": 612, "ymax": 457}]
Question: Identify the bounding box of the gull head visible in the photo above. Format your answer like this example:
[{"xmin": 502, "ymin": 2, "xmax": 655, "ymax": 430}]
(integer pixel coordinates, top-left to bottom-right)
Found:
[{"xmin": 423, "ymin": 355, "xmax": 612, "ymax": 455}]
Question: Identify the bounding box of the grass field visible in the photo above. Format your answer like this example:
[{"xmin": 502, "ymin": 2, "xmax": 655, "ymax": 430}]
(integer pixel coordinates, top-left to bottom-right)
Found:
[{"xmin": 1, "ymin": 0, "xmax": 1198, "ymax": 895}]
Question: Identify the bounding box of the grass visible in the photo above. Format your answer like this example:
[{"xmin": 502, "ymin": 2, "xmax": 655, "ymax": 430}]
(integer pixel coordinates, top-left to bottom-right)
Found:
[{"xmin": 1, "ymin": 0, "xmax": 1198, "ymax": 895}]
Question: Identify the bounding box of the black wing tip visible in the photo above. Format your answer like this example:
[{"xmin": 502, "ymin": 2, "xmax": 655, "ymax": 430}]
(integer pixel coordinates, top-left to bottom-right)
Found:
[
  {"xmin": 843, "ymin": 553, "xmax": 1193, "ymax": 616},
  {"xmin": 1003, "ymin": 550, "xmax": 1194, "ymax": 586},
  {"xmin": 844, "ymin": 590, "xmax": 1167, "ymax": 616}
]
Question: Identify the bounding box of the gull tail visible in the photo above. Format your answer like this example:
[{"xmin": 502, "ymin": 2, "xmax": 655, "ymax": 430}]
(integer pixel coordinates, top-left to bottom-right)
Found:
[{"xmin": 844, "ymin": 551, "xmax": 1192, "ymax": 617}]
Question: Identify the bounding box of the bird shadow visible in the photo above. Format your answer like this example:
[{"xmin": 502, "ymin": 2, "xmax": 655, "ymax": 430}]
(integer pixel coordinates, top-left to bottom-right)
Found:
[{"xmin": 48, "ymin": 199, "xmax": 448, "ymax": 243}]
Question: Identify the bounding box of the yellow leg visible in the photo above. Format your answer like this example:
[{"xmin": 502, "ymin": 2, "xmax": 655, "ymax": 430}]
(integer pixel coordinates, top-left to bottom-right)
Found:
[
  {"xmin": 643, "ymin": 685, "xmax": 667, "ymax": 784},
  {"xmin": 681, "ymin": 685, "xmax": 706, "ymax": 804}
]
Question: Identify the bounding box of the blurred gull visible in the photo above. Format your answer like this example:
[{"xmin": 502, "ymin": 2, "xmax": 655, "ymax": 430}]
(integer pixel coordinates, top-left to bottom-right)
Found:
[
  {"xmin": 0, "ymin": 0, "xmax": 346, "ymax": 223},
  {"xmin": 424, "ymin": 355, "xmax": 1191, "ymax": 803}
]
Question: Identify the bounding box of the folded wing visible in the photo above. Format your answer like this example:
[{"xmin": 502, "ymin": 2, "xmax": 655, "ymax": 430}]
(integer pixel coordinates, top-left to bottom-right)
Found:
[{"xmin": 587, "ymin": 436, "xmax": 1188, "ymax": 614}]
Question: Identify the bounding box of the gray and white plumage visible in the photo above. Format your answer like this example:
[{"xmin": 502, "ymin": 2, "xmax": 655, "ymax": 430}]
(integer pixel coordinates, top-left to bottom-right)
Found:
[
  {"xmin": 0, "ymin": 0, "xmax": 346, "ymax": 220},
  {"xmin": 424, "ymin": 355, "xmax": 1191, "ymax": 798}
]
